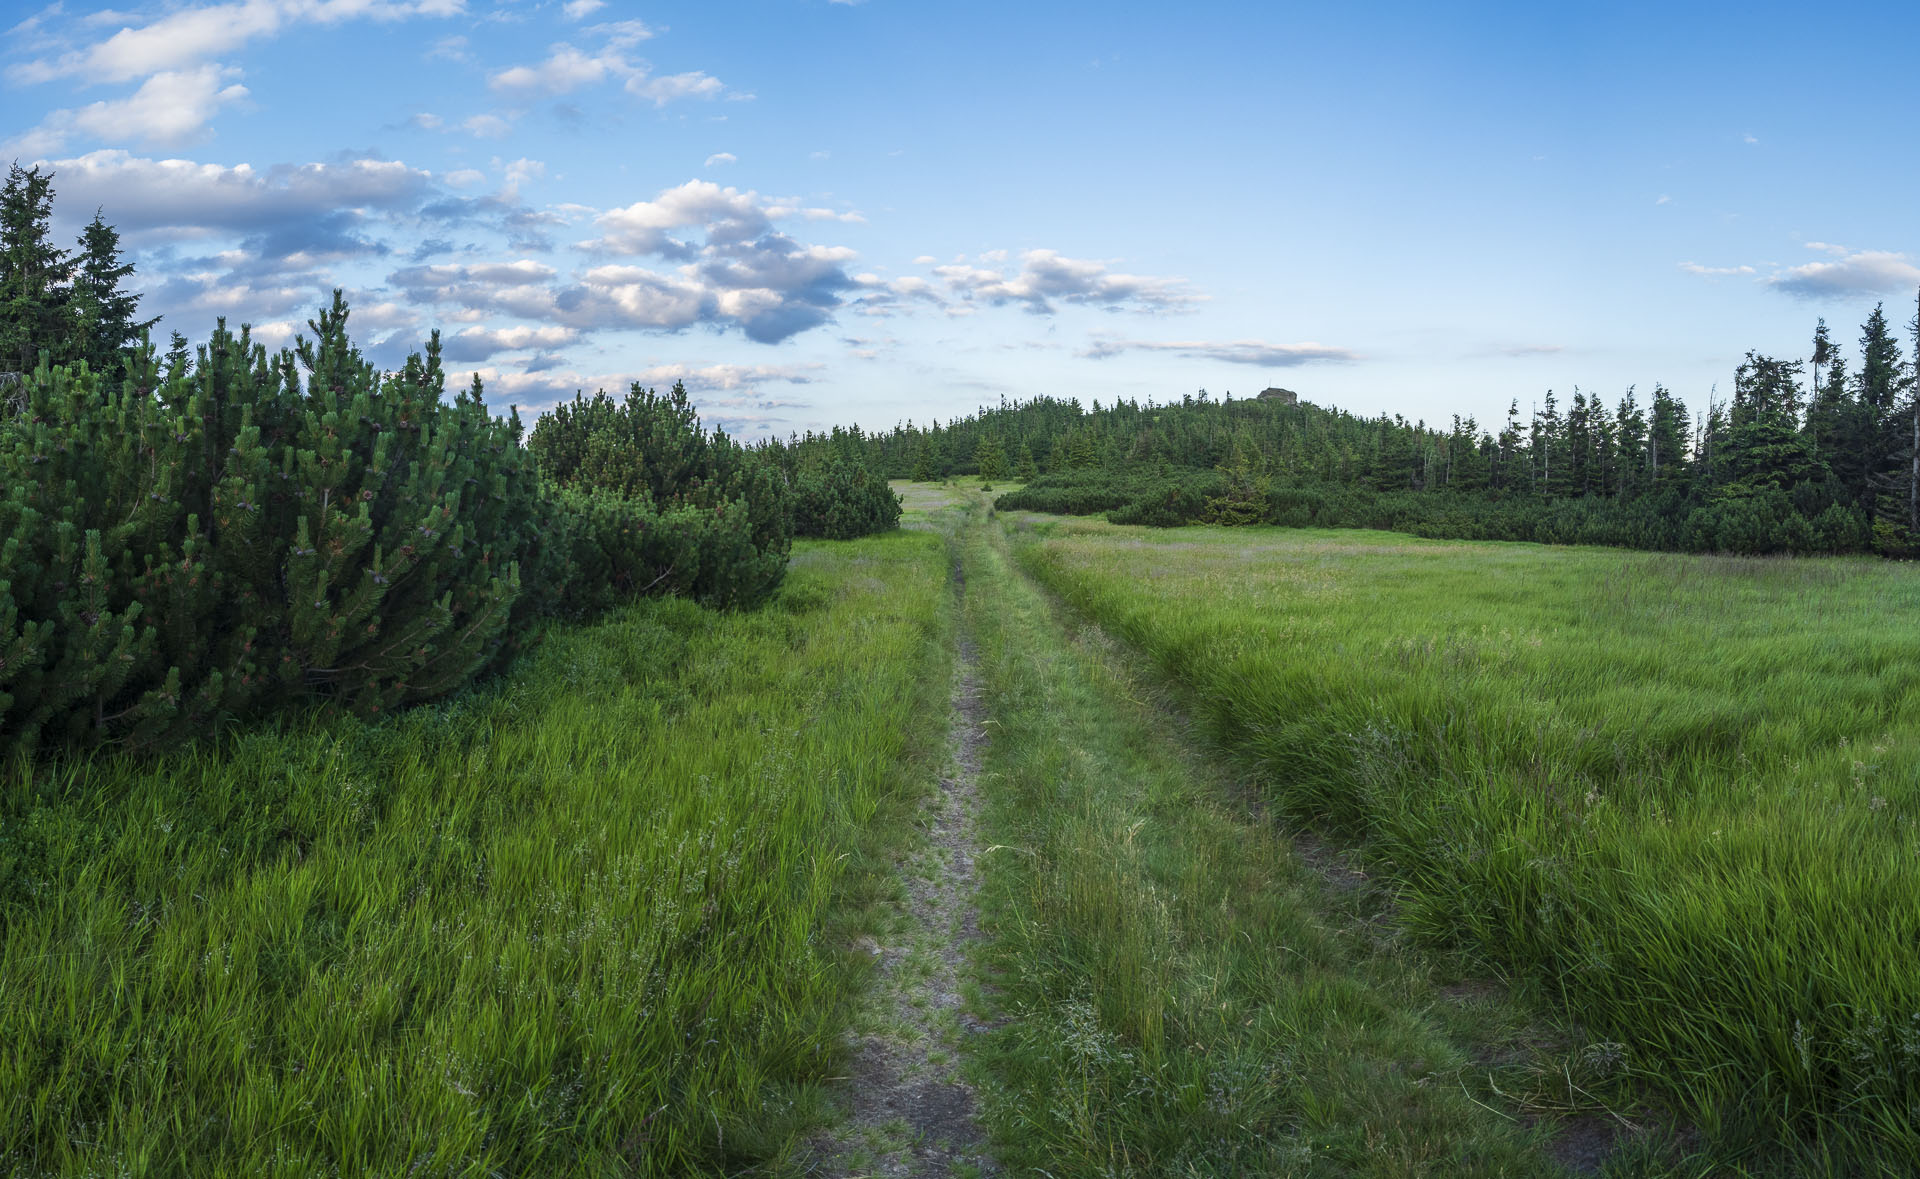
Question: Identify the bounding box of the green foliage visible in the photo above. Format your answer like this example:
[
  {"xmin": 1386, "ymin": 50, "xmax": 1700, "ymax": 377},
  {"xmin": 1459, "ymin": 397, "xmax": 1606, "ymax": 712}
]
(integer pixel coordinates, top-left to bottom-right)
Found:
[
  {"xmin": 528, "ymin": 381, "xmax": 791, "ymax": 606},
  {"xmin": 0, "ymin": 164, "xmax": 72, "ymax": 376},
  {"xmin": 0, "ymin": 294, "xmax": 541, "ymax": 754},
  {"xmin": 789, "ymin": 455, "xmax": 902, "ymax": 539}
]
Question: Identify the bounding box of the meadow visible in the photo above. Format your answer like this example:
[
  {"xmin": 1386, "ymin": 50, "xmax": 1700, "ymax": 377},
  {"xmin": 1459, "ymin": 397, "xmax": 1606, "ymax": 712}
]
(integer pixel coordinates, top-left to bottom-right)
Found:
[
  {"xmin": 1010, "ymin": 514, "xmax": 1920, "ymax": 1172},
  {"xmin": 0, "ymin": 529, "xmax": 949, "ymax": 1177}
]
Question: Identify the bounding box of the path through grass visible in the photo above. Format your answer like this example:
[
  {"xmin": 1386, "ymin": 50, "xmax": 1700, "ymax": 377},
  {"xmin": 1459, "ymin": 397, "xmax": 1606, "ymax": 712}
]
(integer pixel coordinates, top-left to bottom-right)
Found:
[{"xmin": 955, "ymin": 494, "xmax": 1605, "ymax": 1177}]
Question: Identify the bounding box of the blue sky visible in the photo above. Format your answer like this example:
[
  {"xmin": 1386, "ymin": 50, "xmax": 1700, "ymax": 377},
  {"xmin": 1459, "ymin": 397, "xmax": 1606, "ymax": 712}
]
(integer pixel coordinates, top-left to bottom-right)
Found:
[{"xmin": 7, "ymin": 0, "xmax": 1919, "ymax": 439}]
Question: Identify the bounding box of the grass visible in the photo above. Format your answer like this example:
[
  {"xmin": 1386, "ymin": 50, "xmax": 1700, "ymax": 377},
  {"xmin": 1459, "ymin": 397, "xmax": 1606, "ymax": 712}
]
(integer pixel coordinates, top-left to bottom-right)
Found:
[
  {"xmin": 956, "ymin": 494, "xmax": 1615, "ymax": 1177},
  {"xmin": 1008, "ymin": 514, "xmax": 1920, "ymax": 1174},
  {"xmin": 0, "ymin": 529, "xmax": 950, "ymax": 1178}
]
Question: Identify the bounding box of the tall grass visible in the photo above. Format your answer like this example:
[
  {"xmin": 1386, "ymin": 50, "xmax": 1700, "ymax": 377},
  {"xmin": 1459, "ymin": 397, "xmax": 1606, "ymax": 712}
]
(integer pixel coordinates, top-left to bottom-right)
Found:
[
  {"xmin": 1012, "ymin": 517, "xmax": 1920, "ymax": 1174},
  {"xmin": 0, "ymin": 530, "xmax": 949, "ymax": 1177},
  {"xmin": 961, "ymin": 502, "xmax": 1571, "ymax": 1176}
]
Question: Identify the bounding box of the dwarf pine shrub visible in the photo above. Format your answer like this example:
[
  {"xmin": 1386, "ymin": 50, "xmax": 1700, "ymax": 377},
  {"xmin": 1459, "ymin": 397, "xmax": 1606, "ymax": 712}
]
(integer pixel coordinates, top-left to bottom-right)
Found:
[{"xmin": 0, "ymin": 295, "xmax": 543, "ymax": 753}]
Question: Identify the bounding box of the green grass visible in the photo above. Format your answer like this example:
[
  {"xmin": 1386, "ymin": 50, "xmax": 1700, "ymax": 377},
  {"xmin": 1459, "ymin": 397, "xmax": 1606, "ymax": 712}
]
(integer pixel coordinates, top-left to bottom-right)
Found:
[
  {"xmin": 0, "ymin": 529, "xmax": 950, "ymax": 1177},
  {"xmin": 958, "ymin": 496, "xmax": 1613, "ymax": 1177},
  {"xmin": 1009, "ymin": 515, "xmax": 1920, "ymax": 1174}
]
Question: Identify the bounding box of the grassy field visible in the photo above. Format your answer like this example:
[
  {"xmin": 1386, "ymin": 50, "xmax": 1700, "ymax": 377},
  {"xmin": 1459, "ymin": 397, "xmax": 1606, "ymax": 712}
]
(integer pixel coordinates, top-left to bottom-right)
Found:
[
  {"xmin": 1008, "ymin": 514, "xmax": 1920, "ymax": 1173},
  {"xmin": 958, "ymin": 496, "xmax": 1610, "ymax": 1177},
  {"xmin": 0, "ymin": 530, "xmax": 950, "ymax": 1177}
]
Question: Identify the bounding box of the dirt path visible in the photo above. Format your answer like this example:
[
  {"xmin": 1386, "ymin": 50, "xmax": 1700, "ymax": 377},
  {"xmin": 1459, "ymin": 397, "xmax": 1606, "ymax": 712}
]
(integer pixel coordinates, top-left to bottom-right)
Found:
[{"xmin": 808, "ymin": 569, "xmax": 996, "ymax": 1177}]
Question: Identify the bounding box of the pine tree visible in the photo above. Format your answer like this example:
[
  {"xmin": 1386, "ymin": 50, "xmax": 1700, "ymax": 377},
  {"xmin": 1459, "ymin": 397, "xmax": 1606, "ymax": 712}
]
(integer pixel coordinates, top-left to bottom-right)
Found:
[
  {"xmin": 1614, "ymin": 387, "xmax": 1647, "ymax": 499},
  {"xmin": 1646, "ymin": 384, "xmax": 1691, "ymax": 490},
  {"xmin": 974, "ymin": 431, "xmax": 1008, "ymax": 480},
  {"xmin": 1719, "ymin": 353, "xmax": 1826, "ymax": 495},
  {"xmin": 0, "ymin": 163, "xmax": 73, "ymax": 375},
  {"xmin": 67, "ymin": 210, "xmax": 155, "ymax": 382}
]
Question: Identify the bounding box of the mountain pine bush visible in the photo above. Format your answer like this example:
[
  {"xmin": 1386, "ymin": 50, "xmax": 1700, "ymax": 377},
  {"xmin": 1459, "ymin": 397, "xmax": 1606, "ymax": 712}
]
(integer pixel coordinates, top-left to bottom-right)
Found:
[
  {"xmin": 529, "ymin": 382, "xmax": 791, "ymax": 605},
  {"xmin": 0, "ymin": 294, "xmax": 542, "ymax": 753},
  {"xmin": 789, "ymin": 455, "xmax": 902, "ymax": 539}
]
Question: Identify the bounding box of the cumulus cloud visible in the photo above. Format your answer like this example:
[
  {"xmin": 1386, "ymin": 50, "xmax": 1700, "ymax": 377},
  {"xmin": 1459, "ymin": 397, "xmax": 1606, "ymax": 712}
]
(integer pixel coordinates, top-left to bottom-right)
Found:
[
  {"xmin": 931, "ymin": 249, "xmax": 1201, "ymax": 314},
  {"xmin": 7, "ymin": 64, "xmax": 250, "ymax": 154},
  {"xmin": 704, "ymin": 152, "xmax": 737, "ymax": 167},
  {"xmin": 36, "ymin": 150, "xmax": 435, "ymax": 237},
  {"xmin": 384, "ymin": 180, "xmax": 866, "ymax": 344},
  {"xmin": 562, "ymin": 0, "xmax": 606, "ymax": 18},
  {"xmin": 1078, "ymin": 337, "xmax": 1357, "ymax": 367},
  {"xmin": 1766, "ymin": 248, "xmax": 1920, "ymax": 298}
]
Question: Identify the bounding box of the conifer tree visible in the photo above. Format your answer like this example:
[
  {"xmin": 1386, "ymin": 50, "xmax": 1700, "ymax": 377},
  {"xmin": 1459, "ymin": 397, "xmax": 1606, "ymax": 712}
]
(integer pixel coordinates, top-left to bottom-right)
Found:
[
  {"xmin": 1014, "ymin": 438, "xmax": 1038, "ymax": 480},
  {"xmin": 0, "ymin": 163, "xmax": 72, "ymax": 375},
  {"xmin": 974, "ymin": 431, "xmax": 1008, "ymax": 479},
  {"xmin": 1646, "ymin": 384, "xmax": 1691, "ymax": 490},
  {"xmin": 67, "ymin": 210, "xmax": 154, "ymax": 382}
]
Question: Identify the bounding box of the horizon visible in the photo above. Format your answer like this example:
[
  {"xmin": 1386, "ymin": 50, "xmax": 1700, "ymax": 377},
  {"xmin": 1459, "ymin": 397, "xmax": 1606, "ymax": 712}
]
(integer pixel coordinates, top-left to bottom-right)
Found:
[{"xmin": 6, "ymin": 0, "xmax": 1918, "ymax": 439}]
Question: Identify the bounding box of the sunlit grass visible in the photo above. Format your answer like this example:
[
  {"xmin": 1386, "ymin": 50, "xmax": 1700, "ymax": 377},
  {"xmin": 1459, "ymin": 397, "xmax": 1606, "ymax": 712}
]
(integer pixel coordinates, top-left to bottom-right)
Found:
[
  {"xmin": 1012, "ymin": 515, "xmax": 1920, "ymax": 1173},
  {"xmin": 0, "ymin": 530, "xmax": 949, "ymax": 1177}
]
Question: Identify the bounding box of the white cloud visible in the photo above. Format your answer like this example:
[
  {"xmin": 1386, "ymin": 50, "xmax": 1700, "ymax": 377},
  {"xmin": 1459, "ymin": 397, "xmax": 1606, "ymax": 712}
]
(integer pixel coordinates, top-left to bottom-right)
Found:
[
  {"xmin": 561, "ymin": 0, "xmax": 605, "ymax": 18},
  {"xmin": 704, "ymin": 152, "xmax": 737, "ymax": 167},
  {"xmin": 462, "ymin": 113, "xmax": 513, "ymax": 139},
  {"xmin": 1655, "ymin": 194, "xmax": 1671, "ymax": 206},
  {"xmin": 586, "ymin": 19, "xmax": 655, "ymax": 48},
  {"xmin": 390, "ymin": 180, "xmax": 865, "ymax": 344},
  {"xmin": 21, "ymin": 0, "xmax": 467, "ymax": 84},
  {"xmin": 1078, "ymin": 336, "xmax": 1355, "ymax": 366},
  {"xmin": 1678, "ymin": 262, "xmax": 1757, "ymax": 277},
  {"xmin": 629, "ymin": 362, "xmax": 822, "ymax": 390},
  {"xmin": 626, "ymin": 70, "xmax": 724, "ymax": 106},
  {"xmin": 442, "ymin": 323, "xmax": 579, "ymax": 360},
  {"xmin": 8, "ymin": 64, "xmax": 249, "ymax": 153},
  {"xmin": 1766, "ymin": 248, "xmax": 1920, "ymax": 298},
  {"xmin": 931, "ymin": 249, "xmax": 1201, "ymax": 314},
  {"xmin": 489, "ymin": 42, "xmax": 629, "ymax": 94},
  {"xmin": 34, "ymin": 150, "xmax": 434, "ymax": 235},
  {"xmin": 444, "ymin": 168, "xmax": 486, "ymax": 187}
]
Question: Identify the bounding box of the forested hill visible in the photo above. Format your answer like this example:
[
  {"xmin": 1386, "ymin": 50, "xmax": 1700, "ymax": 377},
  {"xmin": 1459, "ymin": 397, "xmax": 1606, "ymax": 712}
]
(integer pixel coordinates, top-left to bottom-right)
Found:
[{"xmin": 776, "ymin": 302, "xmax": 1920, "ymax": 557}]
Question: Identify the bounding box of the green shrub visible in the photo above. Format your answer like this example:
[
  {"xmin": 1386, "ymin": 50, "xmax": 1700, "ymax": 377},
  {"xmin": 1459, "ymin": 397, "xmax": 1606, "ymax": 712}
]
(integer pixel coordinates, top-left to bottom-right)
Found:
[
  {"xmin": 0, "ymin": 295, "xmax": 540, "ymax": 754},
  {"xmin": 528, "ymin": 382, "xmax": 790, "ymax": 605},
  {"xmin": 790, "ymin": 455, "xmax": 902, "ymax": 539}
]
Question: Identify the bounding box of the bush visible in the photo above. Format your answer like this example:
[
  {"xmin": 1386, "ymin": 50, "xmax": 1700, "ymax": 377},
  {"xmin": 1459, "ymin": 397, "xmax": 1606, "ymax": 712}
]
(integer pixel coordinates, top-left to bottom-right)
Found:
[
  {"xmin": 790, "ymin": 456, "xmax": 902, "ymax": 539},
  {"xmin": 528, "ymin": 382, "xmax": 791, "ymax": 606},
  {"xmin": 0, "ymin": 296, "xmax": 541, "ymax": 753}
]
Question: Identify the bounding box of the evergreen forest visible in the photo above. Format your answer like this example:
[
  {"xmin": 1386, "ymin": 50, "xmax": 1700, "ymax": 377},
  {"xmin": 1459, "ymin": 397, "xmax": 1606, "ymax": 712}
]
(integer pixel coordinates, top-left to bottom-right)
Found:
[{"xmin": 782, "ymin": 304, "xmax": 1920, "ymax": 557}]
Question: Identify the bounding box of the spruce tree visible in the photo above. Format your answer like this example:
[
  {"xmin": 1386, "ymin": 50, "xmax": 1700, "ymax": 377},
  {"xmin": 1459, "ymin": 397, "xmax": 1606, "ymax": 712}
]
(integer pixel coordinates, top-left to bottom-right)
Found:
[
  {"xmin": 67, "ymin": 210, "xmax": 155, "ymax": 382},
  {"xmin": 0, "ymin": 163, "xmax": 73, "ymax": 375},
  {"xmin": 1646, "ymin": 385, "xmax": 1691, "ymax": 490},
  {"xmin": 1719, "ymin": 353, "xmax": 1826, "ymax": 495}
]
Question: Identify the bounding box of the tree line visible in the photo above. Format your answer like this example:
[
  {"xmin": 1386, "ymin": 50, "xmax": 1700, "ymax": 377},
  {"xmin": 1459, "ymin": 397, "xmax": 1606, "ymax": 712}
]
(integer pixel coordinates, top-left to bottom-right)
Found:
[{"xmin": 791, "ymin": 304, "xmax": 1920, "ymax": 556}]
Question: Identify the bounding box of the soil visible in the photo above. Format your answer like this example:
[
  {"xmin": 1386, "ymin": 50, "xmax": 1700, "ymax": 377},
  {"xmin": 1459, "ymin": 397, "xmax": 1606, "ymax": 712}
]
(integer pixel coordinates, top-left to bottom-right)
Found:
[{"xmin": 806, "ymin": 609, "xmax": 996, "ymax": 1177}]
